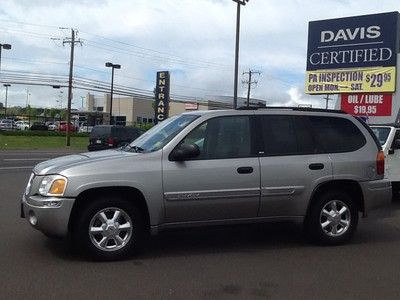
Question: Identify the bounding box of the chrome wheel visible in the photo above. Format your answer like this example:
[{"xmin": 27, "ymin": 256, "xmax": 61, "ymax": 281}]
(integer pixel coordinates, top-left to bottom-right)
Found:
[
  {"xmin": 319, "ymin": 200, "xmax": 351, "ymax": 237},
  {"xmin": 89, "ymin": 207, "xmax": 133, "ymax": 252}
]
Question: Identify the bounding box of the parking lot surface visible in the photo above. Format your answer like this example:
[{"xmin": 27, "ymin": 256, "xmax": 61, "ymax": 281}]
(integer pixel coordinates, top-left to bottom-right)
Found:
[{"xmin": 1, "ymin": 150, "xmax": 400, "ymax": 299}]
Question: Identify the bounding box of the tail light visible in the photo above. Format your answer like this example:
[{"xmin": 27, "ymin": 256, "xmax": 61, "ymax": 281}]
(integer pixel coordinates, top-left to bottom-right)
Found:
[
  {"xmin": 107, "ymin": 137, "xmax": 114, "ymax": 147},
  {"xmin": 376, "ymin": 150, "xmax": 385, "ymax": 175}
]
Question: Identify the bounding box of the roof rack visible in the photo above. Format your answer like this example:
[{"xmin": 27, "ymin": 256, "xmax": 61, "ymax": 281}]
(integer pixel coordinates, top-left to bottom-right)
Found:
[{"xmin": 236, "ymin": 106, "xmax": 347, "ymax": 114}]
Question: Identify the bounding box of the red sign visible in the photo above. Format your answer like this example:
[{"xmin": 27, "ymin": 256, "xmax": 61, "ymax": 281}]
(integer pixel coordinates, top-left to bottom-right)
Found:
[
  {"xmin": 185, "ymin": 103, "xmax": 199, "ymax": 110},
  {"xmin": 340, "ymin": 93, "xmax": 392, "ymax": 116}
]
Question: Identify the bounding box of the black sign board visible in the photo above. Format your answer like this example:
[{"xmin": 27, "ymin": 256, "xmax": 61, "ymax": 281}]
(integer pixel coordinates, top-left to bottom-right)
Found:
[
  {"xmin": 154, "ymin": 71, "xmax": 170, "ymax": 124},
  {"xmin": 306, "ymin": 12, "xmax": 399, "ymax": 71}
]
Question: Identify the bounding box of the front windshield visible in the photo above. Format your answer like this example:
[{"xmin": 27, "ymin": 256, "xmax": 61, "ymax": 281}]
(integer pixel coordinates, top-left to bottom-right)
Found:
[
  {"xmin": 371, "ymin": 127, "xmax": 391, "ymax": 146},
  {"xmin": 128, "ymin": 114, "xmax": 199, "ymax": 152}
]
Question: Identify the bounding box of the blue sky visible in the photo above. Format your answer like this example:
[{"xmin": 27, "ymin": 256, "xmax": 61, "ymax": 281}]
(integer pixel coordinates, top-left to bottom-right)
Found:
[{"xmin": 0, "ymin": 0, "xmax": 399, "ymax": 109}]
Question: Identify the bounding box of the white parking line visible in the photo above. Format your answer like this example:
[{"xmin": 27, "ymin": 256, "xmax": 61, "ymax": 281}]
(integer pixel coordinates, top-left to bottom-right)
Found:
[{"xmin": 0, "ymin": 166, "xmax": 34, "ymax": 170}]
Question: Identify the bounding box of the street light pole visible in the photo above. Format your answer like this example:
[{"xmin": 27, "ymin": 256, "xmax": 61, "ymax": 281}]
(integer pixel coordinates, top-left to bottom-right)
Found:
[
  {"xmin": 232, "ymin": 0, "xmax": 248, "ymax": 109},
  {"xmin": 3, "ymin": 84, "xmax": 10, "ymax": 118},
  {"xmin": 105, "ymin": 62, "xmax": 121, "ymax": 125},
  {"xmin": 0, "ymin": 43, "xmax": 12, "ymax": 72}
]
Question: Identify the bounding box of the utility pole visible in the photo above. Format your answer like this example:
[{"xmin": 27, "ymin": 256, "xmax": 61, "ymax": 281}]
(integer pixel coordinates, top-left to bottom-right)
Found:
[
  {"xmin": 62, "ymin": 28, "xmax": 81, "ymax": 146},
  {"xmin": 324, "ymin": 94, "xmax": 333, "ymax": 109},
  {"xmin": 242, "ymin": 69, "xmax": 260, "ymax": 107}
]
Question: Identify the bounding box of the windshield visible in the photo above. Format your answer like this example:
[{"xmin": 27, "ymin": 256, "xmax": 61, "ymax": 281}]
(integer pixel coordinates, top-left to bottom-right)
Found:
[
  {"xmin": 371, "ymin": 127, "xmax": 391, "ymax": 146},
  {"xmin": 127, "ymin": 114, "xmax": 199, "ymax": 152}
]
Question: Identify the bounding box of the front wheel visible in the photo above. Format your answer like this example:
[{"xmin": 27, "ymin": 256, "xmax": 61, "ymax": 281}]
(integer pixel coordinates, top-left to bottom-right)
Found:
[
  {"xmin": 72, "ymin": 196, "xmax": 145, "ymax": 260},
  {"xmin": 305, "ymin": 191, "xmax": 358, "ymax": 245}
]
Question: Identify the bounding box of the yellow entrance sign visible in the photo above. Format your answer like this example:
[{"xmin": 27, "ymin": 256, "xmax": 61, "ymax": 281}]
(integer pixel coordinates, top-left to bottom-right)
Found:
[{"xmin": 305, "ymin": 66, "xmax": 396, "ymax": 94}]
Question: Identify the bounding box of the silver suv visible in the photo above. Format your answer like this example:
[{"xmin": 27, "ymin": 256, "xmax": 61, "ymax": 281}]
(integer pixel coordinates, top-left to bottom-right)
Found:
[{"xmin": 21, "ymin": 108, "xmax": 392, "ymax": 260}]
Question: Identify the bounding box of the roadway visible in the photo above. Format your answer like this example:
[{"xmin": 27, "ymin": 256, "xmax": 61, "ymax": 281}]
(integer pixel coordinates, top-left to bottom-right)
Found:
[{"xmin": 1, "ymin": 150, "xmax": 400, "ymax": 299}]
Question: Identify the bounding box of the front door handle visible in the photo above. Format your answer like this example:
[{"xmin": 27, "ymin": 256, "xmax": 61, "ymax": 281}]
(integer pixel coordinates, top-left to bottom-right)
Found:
[
  {"xmin": 237, "ymin": 167, "xmax": 253, "ymax": 174},
  {"xmin": 309, "ymin": 163, "xmax": 324, "ymax": 170}
]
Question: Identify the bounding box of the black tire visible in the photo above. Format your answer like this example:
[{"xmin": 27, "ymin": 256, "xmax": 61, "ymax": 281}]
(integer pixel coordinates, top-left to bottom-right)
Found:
[
  {"xmin": 72, "ymin": 195, "xmax": 145, "ymax": 261},
  {"xmin": 304, "ymin": 191, "xmax": 358, "ymax": 245}
]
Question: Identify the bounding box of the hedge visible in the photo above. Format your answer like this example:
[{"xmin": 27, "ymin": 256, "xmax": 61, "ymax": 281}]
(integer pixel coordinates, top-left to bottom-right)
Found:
[{"xmin": 0, "ymin": 130, "xmax": 90, "ymax": 137}]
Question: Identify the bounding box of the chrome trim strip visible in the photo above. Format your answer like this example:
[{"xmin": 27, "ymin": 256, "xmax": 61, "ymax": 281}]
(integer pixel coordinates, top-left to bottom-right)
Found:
[
  {"xmin": 261, "ymin": 186, "xmax": 305, "ymax": 197},
  {"xmin": 164, "ymin": 188, "xmax": 260, "ymax": 201}
]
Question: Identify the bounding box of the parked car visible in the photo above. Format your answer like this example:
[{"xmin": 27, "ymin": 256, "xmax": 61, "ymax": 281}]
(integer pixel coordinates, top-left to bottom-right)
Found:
[
  {"xmin": 370, "ymin": 125, "xmax": 400, "ymax": 194},
  {"xmin": 30, "ymin": 122, "xmax": 48, "ymax": 131},
  {"xmin": 57, "ymin": 121, "xmax": 76, "ymax": 132},
  {"xmin": 78, "ymin": 123, "xmax": 94, "ymax": 133},
  {"xmin": 21, "ymin": 108, "xmax": 391, "ymax": 260},
  {"xmin": 15, "ymin": 121, "xmax": 30, "ymax": 130},
  {"xmin": 87, "ymin": 125, "xmax": 144, "ymax": 151},
  {"xmin": 0, "ymin": 119, "xmax": 15, "ymax": 130},
  {"xmin": 47, "ymin": 123, "xmax": 57, "ymax": 131}
]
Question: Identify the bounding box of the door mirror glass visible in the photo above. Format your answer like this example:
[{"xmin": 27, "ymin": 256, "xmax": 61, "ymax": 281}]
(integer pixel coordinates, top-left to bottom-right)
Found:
[{"xmin": 170, "ymin": 143, "xmax": 200, "ymax": 161}]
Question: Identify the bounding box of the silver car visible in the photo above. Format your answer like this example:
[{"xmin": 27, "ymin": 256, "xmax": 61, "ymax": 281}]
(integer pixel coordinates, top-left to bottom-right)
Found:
[{"xmin": 22, "ymin": 108, "xmax": 392, "ymax": 260}]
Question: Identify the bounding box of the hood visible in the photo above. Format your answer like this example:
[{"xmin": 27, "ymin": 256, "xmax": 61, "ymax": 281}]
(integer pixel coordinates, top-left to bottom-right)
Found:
[{"xmin": 33, "ymin": 149, "xmax": 137, "ymax": 175}]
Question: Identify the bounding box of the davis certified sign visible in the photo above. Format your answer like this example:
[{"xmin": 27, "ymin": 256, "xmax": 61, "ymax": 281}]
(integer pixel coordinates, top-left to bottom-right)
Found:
[
  {"xmin": 341, "ymin": 93, "xmax": 392, "ymax": 116},
  {"xmin": 305, "ymin": 12, "xmax": 399, "ymax": 94},
  {"xmin": 154, "ymin": 71, "xmax": 170, "ymax": 124}
]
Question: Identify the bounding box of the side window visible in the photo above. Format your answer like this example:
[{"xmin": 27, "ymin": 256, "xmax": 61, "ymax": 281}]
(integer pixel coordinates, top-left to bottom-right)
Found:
[
  {"xmin": 308, "ymin": 116, "xmax": 366, "ymax": 153},
  {"xmin": 260, "ymin": 115, "xmax": 317, "ymax": 156},
  {"xmin": 260, "ymin": 115, "xmax": 297, "ymax": 156},
  {"xmin": 181, "ymin": 116, "xmax": 252, "ymax": 159}
]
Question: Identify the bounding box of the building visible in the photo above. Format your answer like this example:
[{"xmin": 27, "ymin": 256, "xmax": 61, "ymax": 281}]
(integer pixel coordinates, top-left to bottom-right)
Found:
[{"xmin": 79, "ymin": 93, "xmax": 266, "ymax": 126}]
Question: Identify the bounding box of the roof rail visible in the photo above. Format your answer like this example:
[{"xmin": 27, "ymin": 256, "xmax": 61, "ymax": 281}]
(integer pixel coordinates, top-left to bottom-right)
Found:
[{"xmin": 236, "ymin": 106, "xmax": 347, "ymax": 114}]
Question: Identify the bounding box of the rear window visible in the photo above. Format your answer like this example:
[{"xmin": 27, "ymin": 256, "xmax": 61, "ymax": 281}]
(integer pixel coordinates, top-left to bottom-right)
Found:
[{"xmin": 90, "ymin": 126, "xmax": 111, "ymax": 138}]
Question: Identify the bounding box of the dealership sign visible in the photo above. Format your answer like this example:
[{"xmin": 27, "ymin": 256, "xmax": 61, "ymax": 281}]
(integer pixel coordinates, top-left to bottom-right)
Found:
[
  {"xmin": 305, "ymin": 12, "xmax": 399, "ymax": 94},
  {"xmin": 341, "ymin": 93, "xmax": 392, "ymax": 116},
  {"xmin": 306, "ymin": 67, "xmax": 395, "ymax": 94},
  {"xmin": 154, "ymin": 71, "xmax": 170, "ymax": 124}
]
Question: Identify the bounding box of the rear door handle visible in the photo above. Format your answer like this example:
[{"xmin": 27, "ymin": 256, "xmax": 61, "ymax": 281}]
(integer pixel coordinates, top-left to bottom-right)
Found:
[
  {"xmin": 237, "ymin": 167, "xmax": 253, "ymax": 174},
  {"xmin": 309, "ymin": 163, "xmax": 324, "ymax": 170}
]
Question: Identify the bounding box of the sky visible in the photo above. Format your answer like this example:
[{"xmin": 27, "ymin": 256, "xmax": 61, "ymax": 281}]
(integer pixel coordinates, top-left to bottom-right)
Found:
[{"xmin": 0, "ymin": 0, "xmax": 399, "ymax": 110}]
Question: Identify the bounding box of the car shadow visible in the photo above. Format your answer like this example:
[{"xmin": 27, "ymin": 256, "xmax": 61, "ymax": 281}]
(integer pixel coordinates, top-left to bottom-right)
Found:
[{"xmin": 43, "ymin": 201, "xmax": 400, "ymax": 261}]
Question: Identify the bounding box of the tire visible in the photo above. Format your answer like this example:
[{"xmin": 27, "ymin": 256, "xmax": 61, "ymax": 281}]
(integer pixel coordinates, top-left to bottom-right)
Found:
[
  {"xmin": 304, "ymin": 191, "xmax": 358, "ymax": 245},
  {"xmin": 72, "ymin": 195, "xmax": 145, "ymax": 261}
]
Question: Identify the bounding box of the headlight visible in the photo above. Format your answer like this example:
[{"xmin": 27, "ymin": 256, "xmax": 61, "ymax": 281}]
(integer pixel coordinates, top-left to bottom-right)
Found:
[{"xmin": 38, "ymin": 175, "xmax": 67, "ymax": 196}]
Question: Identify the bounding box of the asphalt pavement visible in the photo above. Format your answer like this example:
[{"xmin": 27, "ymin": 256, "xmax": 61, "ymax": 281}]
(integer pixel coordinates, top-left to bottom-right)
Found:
[{"xmin": 1, "ymin": 150, "xmax": 400, "ymax": 299}]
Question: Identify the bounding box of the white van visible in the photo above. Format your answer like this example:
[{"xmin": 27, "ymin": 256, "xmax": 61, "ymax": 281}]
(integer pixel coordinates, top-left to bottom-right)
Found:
[{"xmin": 370, "ymin": 125, "xmax": 400, "ymax": 194}]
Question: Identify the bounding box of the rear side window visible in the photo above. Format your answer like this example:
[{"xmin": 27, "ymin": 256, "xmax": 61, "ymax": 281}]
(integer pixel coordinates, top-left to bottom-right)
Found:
[
  {"xmin": 259, "ymin": 115, "xmax": 318, "ymax": 156},
  {"xmin": 308, "ymin": 116, "xmax": 366, "ymax": 153}
]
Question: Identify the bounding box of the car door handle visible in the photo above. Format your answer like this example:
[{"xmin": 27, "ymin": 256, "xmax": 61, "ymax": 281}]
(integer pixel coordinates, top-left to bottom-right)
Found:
[
  {"xmin": 309, "ymin": 163, "xmax": 324, "ymax": 170},
  {"xmin": 237, "ymin": 167, "xmax": 253, "ymax": 174}
]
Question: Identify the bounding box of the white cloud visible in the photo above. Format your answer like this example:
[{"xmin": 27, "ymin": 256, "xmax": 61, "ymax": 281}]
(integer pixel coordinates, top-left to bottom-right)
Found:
[{"xmin": 0, "ymin": 0, "xmax": 399, "ymax": 108}]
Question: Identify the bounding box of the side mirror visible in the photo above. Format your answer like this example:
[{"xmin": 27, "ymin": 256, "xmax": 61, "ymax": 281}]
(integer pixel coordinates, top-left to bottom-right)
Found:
[{"xmin": 170, "ymin": 143, "xmax": 200, "ymax": 161}]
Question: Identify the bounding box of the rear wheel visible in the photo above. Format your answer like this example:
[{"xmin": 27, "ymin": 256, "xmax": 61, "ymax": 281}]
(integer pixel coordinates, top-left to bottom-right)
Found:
[
  {"xmin": 305, "ymin": 191, "xmax": 358, "ymax": 245},
  {"xmin": 72, "ymin": 196, "xmax": 145, "ymax": 260}
]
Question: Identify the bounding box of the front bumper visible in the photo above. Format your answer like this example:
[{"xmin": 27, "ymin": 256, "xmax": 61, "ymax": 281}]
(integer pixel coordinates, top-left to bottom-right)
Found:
[
  {"xmin": 360, "ymin": 179, "xmax": 392, "ymax": 216},
  {"xmin": 21, "ymin": 194, "xmax": 75, "ymax": 237}
]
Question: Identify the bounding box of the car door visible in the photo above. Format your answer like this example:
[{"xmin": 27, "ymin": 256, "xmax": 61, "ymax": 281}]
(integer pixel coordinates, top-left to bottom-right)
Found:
[
  {"xmin": 162, "ymin": 115, "xmax": 260, "ymax": 223},
  {"xmin": 257, "ymin": 114, "xmax": 333, "ymax": 217}
]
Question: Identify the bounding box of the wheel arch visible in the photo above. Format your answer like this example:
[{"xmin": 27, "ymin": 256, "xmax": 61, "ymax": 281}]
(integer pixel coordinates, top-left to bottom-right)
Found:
[
  {"xmin": 68, "ymin": 186, "xmax": 151, "ymax": 235},
  {"xmin": 307, "ymin": 180, "xmax": 365, "ymax": 218}
]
